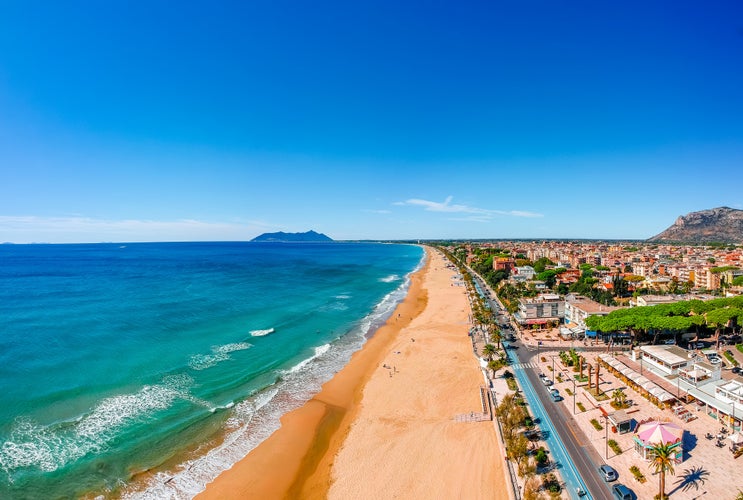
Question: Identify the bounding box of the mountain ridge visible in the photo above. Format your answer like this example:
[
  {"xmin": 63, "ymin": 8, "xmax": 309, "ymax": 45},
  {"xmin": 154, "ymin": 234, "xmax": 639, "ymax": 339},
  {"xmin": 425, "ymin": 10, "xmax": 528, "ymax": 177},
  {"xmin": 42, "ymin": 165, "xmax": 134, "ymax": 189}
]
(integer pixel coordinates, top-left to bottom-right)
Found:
[{"xmin": 647, "ymin": 207, "xmax": 743, "ymax": 243}]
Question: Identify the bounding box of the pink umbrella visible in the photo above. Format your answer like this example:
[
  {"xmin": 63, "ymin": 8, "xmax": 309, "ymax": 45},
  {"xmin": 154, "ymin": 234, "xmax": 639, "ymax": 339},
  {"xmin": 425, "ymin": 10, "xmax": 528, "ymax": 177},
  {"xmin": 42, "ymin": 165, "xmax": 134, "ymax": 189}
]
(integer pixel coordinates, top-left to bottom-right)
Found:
[{"xmin": 636, "ymin": 420, "xmax": 683, "ymax": 445}]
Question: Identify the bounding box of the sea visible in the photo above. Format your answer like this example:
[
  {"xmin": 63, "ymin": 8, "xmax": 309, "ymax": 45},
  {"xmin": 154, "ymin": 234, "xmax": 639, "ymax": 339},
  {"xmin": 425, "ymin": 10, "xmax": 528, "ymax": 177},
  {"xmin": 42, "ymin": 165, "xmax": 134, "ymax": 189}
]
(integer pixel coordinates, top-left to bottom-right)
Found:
[{"xmin": 0, "ymin": 241, "xmax": 424, "ymax": 499}]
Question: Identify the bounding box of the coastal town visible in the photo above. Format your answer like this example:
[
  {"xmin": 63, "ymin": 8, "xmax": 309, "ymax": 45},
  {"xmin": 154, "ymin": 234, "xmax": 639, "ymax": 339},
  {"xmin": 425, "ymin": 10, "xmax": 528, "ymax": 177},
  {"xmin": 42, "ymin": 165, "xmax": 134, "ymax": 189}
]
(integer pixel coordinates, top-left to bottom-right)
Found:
[{"xmin": 440, "ymin": 241, "xmax": 743, "ymax": 500}]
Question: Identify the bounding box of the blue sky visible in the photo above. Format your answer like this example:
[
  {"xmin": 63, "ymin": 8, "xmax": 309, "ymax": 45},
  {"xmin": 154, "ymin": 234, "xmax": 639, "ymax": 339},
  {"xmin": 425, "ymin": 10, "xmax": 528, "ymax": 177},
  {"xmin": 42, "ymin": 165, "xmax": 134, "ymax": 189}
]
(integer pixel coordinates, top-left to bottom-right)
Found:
[{"xmin": 1, "ymin": 1, "xmax": 742, "ymax": 242}]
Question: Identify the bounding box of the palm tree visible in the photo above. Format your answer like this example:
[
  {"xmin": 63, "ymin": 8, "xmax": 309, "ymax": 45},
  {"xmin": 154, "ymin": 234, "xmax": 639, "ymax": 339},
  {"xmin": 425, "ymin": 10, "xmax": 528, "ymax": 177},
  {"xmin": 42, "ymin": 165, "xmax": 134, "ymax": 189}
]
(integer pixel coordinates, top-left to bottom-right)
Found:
[
  {"xmin": 489, "ymin": 327, "xmax": 502, "ymax": 350},
  {"xmin": 482, "ymin": 343, "xmax": 497, "ymax": 361},
  {"xmin": 612, "ymin": 388, "xmax": 627, "ymax": 409},
  {"xmin": 487, "ymin": 356, "xmax": 507, "ymax": 378},
  {"xmin": 648, "ymin": 441, "xmax": 676, "ymax": 500}
]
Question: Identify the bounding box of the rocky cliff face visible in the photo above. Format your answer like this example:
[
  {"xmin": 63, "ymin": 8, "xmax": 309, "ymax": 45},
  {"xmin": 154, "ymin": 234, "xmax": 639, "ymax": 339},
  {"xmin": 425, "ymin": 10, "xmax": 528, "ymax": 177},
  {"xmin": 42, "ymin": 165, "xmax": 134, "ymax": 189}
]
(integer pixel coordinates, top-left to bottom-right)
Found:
[{"xmin": 648, "ymin": 207, "xmax": 743, "ymax": 243}]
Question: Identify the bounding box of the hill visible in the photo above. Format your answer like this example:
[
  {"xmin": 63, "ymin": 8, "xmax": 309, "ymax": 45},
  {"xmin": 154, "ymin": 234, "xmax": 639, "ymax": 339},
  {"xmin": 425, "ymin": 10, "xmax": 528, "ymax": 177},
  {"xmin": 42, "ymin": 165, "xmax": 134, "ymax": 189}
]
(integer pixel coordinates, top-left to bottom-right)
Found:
[
  {"xmin": 647, "ymin": 207, "xmax": 743, "ymax": 243},
  {"xmin": 250, "ymin": 230, "xmax": 333, "ymax": 243}
]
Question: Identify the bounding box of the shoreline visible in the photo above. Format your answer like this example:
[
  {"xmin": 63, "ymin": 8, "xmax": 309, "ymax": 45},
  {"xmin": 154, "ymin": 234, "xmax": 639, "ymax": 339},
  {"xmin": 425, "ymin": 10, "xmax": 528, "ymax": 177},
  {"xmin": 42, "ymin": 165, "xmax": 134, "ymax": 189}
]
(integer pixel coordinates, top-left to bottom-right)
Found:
[{"xmin": 195, "ymin": 247, "xmax": 431, "ymax": 499}]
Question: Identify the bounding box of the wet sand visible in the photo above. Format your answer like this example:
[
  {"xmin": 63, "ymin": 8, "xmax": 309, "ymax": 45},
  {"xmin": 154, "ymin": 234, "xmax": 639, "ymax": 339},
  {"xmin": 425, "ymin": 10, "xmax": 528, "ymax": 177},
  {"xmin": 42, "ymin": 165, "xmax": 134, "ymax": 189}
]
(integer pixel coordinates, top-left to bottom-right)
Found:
[{"xmin": 197, "ymin": 247, "xmax": 507, "ymax": 499}]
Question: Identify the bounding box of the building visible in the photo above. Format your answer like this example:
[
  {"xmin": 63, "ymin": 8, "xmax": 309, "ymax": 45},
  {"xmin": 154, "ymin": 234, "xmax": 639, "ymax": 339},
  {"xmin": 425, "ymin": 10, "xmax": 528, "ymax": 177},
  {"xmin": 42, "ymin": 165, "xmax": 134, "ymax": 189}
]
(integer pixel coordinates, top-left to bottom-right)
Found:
[
  {"xmin": 511, "ymin": 265, "xmax": 536, "ymax": 282},
  {"xmin": 562, "ymin": 295, "xmax": 621, "ymax": 339},
  {"xmin": 494, "ymin": 257, "xmax": 515, "ymax": 273},
  {"xmin": 514, "ymin": 293, "xmax": 564, "ymax": 326}
]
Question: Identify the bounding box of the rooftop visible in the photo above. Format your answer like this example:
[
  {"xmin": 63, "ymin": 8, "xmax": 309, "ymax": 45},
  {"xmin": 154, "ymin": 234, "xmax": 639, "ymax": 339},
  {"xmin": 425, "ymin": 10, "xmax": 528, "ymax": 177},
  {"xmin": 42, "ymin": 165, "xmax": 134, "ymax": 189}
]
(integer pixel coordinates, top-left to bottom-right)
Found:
[{"xmin": 640, "ymin": 345, "xmax": 690, "ymax": 366}]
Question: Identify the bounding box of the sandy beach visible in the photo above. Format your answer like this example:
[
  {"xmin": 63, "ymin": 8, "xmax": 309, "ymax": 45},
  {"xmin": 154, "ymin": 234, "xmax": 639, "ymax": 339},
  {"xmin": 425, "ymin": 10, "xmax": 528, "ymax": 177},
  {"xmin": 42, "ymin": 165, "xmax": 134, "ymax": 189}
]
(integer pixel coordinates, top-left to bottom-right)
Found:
[{"xmin": 197, "ymin": 247, "xmax": 507, "ymax": 499}]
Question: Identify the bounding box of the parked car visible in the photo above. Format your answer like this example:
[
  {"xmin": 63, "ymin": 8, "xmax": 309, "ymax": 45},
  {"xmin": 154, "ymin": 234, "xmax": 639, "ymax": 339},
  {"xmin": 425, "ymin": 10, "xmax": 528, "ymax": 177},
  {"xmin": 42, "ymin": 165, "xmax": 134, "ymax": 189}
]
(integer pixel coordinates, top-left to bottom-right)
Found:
[
  {"xmin": 663, "ymin": 339, "xmax": 676, "ymax": 345},
  {"xmin": 611, "ymin": 483, "xmax": 633, "ymax": 500},
  {"xmin": 732, "ymin": 366, "xmax": 741, "ymax": 374},
  {"xmin": 695, "ymin": 342, "xmax": 706, "ymax": 349},
  {"xmin": 599, "ymin": 464, "xmax": 618, "ymax": 482},
  {"xmin": 550, "ymin": 390, "xmax": 562, "ymax": 402},
  {"xmin": 540, "ymin": 376, "xmax": 553, "ymax": 386}
]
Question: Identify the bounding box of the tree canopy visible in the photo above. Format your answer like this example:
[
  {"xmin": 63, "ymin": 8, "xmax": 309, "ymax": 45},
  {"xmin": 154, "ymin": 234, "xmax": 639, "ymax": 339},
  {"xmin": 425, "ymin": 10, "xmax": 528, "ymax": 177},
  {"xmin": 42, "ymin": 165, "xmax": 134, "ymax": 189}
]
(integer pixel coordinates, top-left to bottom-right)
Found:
[{"xmin": 585, "ymin": 296, "xmax": 743, "ymax": 342}]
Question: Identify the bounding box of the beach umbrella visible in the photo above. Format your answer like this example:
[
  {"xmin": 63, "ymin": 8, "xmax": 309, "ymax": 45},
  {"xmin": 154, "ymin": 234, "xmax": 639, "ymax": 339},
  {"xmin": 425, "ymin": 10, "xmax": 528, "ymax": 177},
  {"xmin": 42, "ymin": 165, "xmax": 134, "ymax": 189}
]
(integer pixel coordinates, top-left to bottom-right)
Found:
[
  {"xmin": 728, "ymin": 432, "xmax": 743, "ymax": 445},
  {"xmin": 636, "ymin": 420, "xmax": 683, "ymax": 445}
]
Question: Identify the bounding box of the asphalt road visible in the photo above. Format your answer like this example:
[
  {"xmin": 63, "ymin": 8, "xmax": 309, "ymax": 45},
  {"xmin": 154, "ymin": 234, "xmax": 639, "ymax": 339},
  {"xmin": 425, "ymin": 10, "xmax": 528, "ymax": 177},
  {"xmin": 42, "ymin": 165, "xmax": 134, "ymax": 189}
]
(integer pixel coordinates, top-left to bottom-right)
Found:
[{"xmin": 472, "ymin": 275, "xmax": 617, "ymax": 500}]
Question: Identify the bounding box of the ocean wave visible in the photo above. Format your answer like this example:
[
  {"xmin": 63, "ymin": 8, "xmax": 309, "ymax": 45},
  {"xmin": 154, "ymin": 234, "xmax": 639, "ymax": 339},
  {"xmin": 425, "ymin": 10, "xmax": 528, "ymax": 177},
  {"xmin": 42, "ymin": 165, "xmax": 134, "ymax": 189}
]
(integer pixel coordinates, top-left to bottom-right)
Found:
[
  {"xmin": 188, "ymin": 342, "xmax": 251, "ymax": 371},
  {"xmin": 121, "ymin": 265, "xmax": 420, "ymax": 500},
  {"xmin": 0, "ymin": 375, "xmax": 194, "ymax": 476},
  {"xmin": 283, "ymin": 344, "xmax": 331, "ymax": 375},
  {"xmin": 249, "ymin": 328, "xmax": 274, "ymax": 337},
  {"xmin": 379, "ymin": 274, "xmax": 400, "ymax": 283},
  {"xmin": 334, "ymin": 294, "xmax": 351, "ymax": 300}
]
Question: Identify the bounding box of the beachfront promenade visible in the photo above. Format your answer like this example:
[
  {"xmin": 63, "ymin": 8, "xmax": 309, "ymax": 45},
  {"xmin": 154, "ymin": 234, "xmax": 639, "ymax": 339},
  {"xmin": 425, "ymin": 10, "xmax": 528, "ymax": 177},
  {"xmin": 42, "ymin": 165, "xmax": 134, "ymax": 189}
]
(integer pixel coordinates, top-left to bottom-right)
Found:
[{"xmin": 472, "ymin": 270, "xmax": 743, "ymax": 500}]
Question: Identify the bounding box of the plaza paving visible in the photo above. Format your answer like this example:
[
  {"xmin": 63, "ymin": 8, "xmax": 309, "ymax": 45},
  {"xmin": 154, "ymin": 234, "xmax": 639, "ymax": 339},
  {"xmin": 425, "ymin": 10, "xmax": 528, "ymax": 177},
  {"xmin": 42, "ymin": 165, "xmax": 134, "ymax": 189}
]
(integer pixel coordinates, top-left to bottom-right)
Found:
[{"xmin": 529, "ymin": 338, "xmax": 743, "ymax": 500}]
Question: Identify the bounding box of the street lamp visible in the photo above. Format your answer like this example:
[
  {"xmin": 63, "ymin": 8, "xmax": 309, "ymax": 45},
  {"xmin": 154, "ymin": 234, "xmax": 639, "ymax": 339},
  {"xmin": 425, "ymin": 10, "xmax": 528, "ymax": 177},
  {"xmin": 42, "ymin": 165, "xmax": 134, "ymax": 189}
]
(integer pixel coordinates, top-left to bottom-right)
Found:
[
  {"xmin": 604, "ymin": 415, "xmax": 609, "ymax": 459},
  {"xmin": 572, "ymin": 376, "xmax": 576, "ymax": 414},
  {"xmin": 551, "ymin": 355, "xmax": 556, "ymax": 385}
]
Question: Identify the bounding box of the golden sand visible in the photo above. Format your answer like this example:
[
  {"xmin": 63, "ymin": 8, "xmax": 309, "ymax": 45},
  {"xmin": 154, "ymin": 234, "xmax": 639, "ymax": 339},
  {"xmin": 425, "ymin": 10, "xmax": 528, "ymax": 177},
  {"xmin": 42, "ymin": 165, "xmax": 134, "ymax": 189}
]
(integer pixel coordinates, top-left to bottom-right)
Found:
[{"xmin": 197, "ymin": 247, "xmax": 508, "ymax": 499}]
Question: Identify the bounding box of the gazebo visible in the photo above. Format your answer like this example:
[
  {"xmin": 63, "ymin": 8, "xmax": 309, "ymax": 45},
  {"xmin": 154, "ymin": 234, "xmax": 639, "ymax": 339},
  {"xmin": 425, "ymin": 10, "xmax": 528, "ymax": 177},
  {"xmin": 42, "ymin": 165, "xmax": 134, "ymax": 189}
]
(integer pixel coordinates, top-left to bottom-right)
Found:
[{"xmin": 633, "ymin": 419, "xmax": 684, "ymax": 462}]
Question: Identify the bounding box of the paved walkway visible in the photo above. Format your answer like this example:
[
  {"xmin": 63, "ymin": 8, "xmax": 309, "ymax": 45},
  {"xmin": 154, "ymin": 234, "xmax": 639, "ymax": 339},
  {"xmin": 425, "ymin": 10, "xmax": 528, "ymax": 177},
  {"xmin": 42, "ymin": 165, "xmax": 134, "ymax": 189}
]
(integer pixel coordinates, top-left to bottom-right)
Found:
[{"xmin": 533, "ymin": 348, "xmax": 743, "ymax": 500}]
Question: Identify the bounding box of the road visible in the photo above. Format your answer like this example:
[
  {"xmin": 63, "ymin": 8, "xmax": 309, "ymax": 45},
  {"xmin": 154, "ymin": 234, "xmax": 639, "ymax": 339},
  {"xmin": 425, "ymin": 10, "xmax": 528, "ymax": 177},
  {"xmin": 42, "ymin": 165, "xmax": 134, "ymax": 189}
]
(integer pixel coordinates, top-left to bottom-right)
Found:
[{"xmin": 470, "ymin": 274, "xmax": 615, "ymax": 500}]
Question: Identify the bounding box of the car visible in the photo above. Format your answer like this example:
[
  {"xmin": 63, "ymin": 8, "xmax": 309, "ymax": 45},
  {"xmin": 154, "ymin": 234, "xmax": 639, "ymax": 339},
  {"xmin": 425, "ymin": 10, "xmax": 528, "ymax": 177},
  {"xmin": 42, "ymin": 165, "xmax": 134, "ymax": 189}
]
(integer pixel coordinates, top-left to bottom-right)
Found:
[
  {"xmin": 550, "ymin": 391, "xmax": 562, "ymax": 402},
  {"xmin": 550, "ymin": 388, "xmax": 560, "ymax": 397},
  {"xmin": 695, "ymin": 342, "xmax": 705, "ymax": 349},
  {"xmin": 663, "ymin": 339, "xmax": 676, "ymax": 345},
  {"xmin": 540, "ymin": 376, "xmax": 553, "ymax": 386},
  {"xmin": 611, "ymin": 483, "xmax": 633, "ymax": 500},
  {"xmin": 599, "ymin": 464, "xmax": 618, "ymax": 482},
  {"xmin": 732, "ymin": 366, "xmax": 741, "ymax": 374}
]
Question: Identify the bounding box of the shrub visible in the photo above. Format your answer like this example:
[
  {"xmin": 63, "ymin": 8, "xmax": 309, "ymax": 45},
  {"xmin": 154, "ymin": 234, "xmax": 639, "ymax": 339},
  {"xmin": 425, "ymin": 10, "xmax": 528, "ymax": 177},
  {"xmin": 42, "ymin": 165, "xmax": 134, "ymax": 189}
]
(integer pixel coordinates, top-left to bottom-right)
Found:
[
  {"xmin": 629, "ymin": 465, "xmax": 646, "ymax": 483},
  {"xmin": 534, "ymin": 447, "xmax": 548, "ymax": 465},
  {"xmin": 724, "ymin": 350, "xmax": 740, "ymax": 367},
  {"xmin": 564, "ymin": 387, "xmax": 573, "ymax": 396},
  {"xmin": 608, "ymin": 439, "xmax": 622, "ymax": 455},
  {"xmin": 590, "ymin": 418, "xmax": 603, "ymax": 430},
  {"xmin": 577, "ymin": 402, "xmax": 586, "ymax": 412},
  {"xmin": 541, "ymin": 356, "xmax": 547, "ymax": 362},
  {"xmin": 737, "ymin": 344, "xmax": 743, "ymax": 354}
]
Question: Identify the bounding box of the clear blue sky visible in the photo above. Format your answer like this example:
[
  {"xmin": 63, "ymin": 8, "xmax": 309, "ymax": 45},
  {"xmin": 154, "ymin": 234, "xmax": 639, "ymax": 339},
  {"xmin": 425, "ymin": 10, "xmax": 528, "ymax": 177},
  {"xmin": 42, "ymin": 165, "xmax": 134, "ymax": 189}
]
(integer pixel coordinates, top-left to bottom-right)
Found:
[{"xmin": 1, "ymin": 1, "xmax": 742, "ymax": 242}]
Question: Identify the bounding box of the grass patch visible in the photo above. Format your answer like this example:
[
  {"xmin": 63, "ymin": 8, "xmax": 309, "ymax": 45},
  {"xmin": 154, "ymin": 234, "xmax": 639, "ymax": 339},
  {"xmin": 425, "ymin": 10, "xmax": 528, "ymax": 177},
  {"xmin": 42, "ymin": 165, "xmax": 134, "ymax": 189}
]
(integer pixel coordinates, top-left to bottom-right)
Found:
[
  {"xmin": 556, "ymin": 373, "xmax": 563, "ymax": 383},
  {"xmin": 574, "ymin": 374, "xmax": 588, "ymax": 382},
  {"xmin": 629, "ymin": 465, "xmax": 647, "ymax": 483},
  {"xmin": 586, "ymin": 387, "xmax": 609, "ymax": 401},
  {"xmin": 608, "ymin": 439, "xmax": 622, "ymax": 455},
  {"xmin": 724, "ymin": 350, "xmax": 740, "ymax": 367},
  {"xmin": 506, "ymin": 377, "xmax": 518, "ymax": 391},
  {"xmin": 590, "ymin": 418, "xmax": 603, "ymax": 430},
  {"xmin": 564, "ymin": 387, "xmax": 573, "ymax": 396},
  {"xmin": 577, "ymin": 402, "xmax": 586, "ymax": 412},
  {"xmin": 736, "ymin": 344, "xmax": 743, "ymax": 354}
]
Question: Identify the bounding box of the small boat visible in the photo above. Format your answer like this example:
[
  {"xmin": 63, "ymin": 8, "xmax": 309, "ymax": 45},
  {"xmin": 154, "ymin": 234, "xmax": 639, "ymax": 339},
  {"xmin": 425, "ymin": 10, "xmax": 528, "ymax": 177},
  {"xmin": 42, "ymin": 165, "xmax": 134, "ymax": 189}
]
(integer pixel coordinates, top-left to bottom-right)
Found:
[{"xmin": 250, "ymin": 328, "xmax": 275, "ymax": 337}]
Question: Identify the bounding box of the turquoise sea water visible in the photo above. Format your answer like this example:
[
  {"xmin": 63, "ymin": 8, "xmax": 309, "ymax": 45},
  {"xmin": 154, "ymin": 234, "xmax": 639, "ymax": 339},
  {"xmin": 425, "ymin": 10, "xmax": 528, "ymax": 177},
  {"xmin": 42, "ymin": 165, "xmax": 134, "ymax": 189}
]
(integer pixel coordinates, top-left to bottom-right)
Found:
[{"xmin": 0, "ymin": 242, "xmax": 424, "ymax": 499}]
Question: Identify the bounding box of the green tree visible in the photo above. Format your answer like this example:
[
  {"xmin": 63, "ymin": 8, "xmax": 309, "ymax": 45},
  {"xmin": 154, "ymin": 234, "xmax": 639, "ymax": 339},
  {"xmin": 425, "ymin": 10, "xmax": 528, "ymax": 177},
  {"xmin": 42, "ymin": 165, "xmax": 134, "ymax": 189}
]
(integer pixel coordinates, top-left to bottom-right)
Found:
[
  {"xmin": 533, "ymin": 257, "xmax": 555, "ymax": 273},
  {"xmin": 611, "ymin": 388, "xmax": 627, "ymax": 409},
  {"xmin": 482, "ymin": 343, "xmax": 497, "ymax": 361},
  {"xmin": 488, "ymin": 357, "xmax": 507, "ymax": 378},
  {"xmin": 648, "ymin": 442, "xmax": 676, "ymax": 500}
]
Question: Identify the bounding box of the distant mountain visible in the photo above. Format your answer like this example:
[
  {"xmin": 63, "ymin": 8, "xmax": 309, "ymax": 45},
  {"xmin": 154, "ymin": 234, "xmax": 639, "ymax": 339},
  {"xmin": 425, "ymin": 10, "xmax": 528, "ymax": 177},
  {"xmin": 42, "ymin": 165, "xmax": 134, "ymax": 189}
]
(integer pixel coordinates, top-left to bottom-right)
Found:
[
  {"xmin": 648, "ymin": 207, "xmax": 743, "ymax": 243},
  {"xmin": 250, "ymin": 230, "xmax": 333, "ymax": 243}
]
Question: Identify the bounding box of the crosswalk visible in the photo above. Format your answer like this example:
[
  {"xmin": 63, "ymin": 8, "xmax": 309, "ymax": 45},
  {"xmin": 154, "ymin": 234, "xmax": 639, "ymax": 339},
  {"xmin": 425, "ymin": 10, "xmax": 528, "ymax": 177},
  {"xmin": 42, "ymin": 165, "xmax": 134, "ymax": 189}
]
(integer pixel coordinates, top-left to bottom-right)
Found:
[{"xmin": 511, "ymin": 361, "xmax": 540, "ymax": 370}]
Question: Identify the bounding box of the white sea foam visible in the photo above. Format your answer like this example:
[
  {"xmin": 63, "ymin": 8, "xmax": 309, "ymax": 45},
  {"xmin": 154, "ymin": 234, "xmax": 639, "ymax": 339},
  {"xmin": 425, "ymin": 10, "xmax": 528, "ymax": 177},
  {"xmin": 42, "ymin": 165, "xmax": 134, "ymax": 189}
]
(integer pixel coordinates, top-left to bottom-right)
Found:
[
  {"xmin": 284, "ymin": 344, "xmax": 331, "ymax": 375},
  {"xmin": 121, "ymin": 263, "xmax": 422, "ymax": 500},
  {"xmin": 334, "ymin": 294, "xmax": 351, "ymax": 299},
  {"xmin": 188, "ymin": 342, "xmax": 251, "ymax": 371},
  {"xmin": 249, "ymin": 328, "xmax": 275, "ymax": 337},
  {"xmin": 379, "ymin": 274, "xmax": 400, "ymax": 283},
  {"xmin": 0, "ymin": 375, "xmax": 194, "ymax": 476}
]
